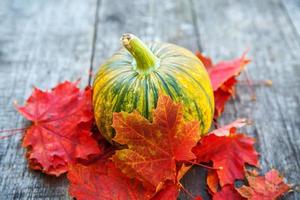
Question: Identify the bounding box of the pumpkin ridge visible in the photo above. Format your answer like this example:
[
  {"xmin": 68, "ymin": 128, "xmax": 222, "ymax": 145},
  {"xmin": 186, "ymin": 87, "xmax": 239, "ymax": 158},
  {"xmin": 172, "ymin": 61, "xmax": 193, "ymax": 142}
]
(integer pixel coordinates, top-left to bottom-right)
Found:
[
  {"xmin": 112, "ymin": 74, "xmax": 139, "ymax": 113},
  {"xmin": 93, "ymin": 72, "xmax": 133, "ymax": 109},
  {"xmin": 193, "ymin": 100, "xmax": 205, "ymax": 133},
  {"xmin": 163, "ymin": 63, "xmax": 214, "ymax": 117},
  {"xmin": 93, "ymin": 68, "xmax": 132, "ymax": 93},
  {"xmin": 153, "ymin": 72, "xmax": 175, "ymax": 100}
]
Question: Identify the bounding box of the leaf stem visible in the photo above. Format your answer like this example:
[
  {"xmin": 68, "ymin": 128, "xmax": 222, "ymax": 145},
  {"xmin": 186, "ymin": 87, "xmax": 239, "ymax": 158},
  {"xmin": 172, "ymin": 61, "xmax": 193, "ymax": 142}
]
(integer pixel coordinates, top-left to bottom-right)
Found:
[
  {"xmin": 179, "ymin": 183, "xmax": 195, "ymax": 199},
  {"xmin": 186, "ymin": 160, "xmax": 222, "ymax": 170}
]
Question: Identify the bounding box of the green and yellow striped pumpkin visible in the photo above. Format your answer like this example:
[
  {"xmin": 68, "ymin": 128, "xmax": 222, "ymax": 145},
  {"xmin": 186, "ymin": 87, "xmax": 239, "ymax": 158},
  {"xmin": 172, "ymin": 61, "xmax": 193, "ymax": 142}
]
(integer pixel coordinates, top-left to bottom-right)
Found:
[{"xmin": 93, "ymin": 33, "xmax": 214, "ymax": 142}]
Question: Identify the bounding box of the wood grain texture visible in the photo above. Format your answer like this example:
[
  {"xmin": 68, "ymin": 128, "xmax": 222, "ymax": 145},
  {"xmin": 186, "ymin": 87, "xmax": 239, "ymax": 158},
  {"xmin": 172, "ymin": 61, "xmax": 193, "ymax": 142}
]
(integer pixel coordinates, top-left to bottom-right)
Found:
[
  {"xmin": 191, "ymin": 0, "xmax": 300, "ymax": 199},
  {"xmin": 0, "ymin": 0, "xmax": 299, "ymax": 199},
  {"xmin": 282, "ymin": 0, "xmax": 300, "ymax": 39},
  {"xmin": 0, "ymin": 0, "xmax": 98, "ymax": 199}
]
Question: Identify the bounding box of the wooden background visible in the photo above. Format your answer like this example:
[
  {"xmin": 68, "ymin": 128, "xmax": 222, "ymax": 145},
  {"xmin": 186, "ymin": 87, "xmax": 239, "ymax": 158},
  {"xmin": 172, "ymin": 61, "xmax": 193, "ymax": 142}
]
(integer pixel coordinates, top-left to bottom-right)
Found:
[{"xmin": 0, "ymin": 0, "xmax": 299, "ymax": 199}]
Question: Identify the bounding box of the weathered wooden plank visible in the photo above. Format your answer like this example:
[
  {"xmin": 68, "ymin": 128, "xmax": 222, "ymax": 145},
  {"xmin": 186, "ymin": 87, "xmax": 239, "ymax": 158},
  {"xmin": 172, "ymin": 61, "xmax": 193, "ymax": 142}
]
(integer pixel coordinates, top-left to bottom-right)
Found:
[
  {"xmin": 191, "ymin": 0, "xmax": 300, "ymax": 199},
  {"xmin": 91, "ymin": 0, "xmax": 208, "ymax": 199},
  {"xmin": 281, "ymin": 0, "xmax": 300, "ymax": 40},
  {"xmin": 1, "ymin": 0, "xmax": 299, "ymax": 199},
  {"xmin": 0, "ymin": 0, "xmax": 98, "ymax": 199}
]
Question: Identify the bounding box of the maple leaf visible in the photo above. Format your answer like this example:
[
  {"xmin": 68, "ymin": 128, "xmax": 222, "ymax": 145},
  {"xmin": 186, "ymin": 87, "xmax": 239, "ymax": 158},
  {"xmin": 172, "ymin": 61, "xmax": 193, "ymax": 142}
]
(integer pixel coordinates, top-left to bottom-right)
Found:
[
  {"xmin": 204, "ymin": 53, "xmax": 250, "ymax": 91},
  {"xmin": 213, "ymin": 185, "xmax": 244, "ymax": 200},
  {"xmin": 17, "ymin": 81, "xmax": 101, "ymax": 176},
  {"xmin": 68, "ymin": 158, "xmax": 155, "ymax": 200},
  {"xmin": 207, "ymin": 170, "xmax": 219, "ymax": 194},
  {"xmin": 211, "ymin": 118, "xmax": 247, "ymax": 136},
  {"xmin": 213, "ymin": 77, "xmax": 238, "ymax": 118},
  {"xmin": 196, "ymin": 52, "xmax": 250, "ymax": 118},
  {"xmin": 236, "ymin": 169, "xmax": 291, "ymax": 200},
  {"xmin": 177, "ymin": 164, "xmax": 192, "ymax": 181},
  {"xmin": 151, "ymin": 181, "xmax": 180, "ymax": 200},
  {"xmin": 195, "ymin": 52, "xmax": 213, "ymax": 69},
  {"xmin": 192, "ymin": 124, "xmax": 259, "ymax": 186},
  {"xmin": 112, "ymin": 94, "xmax": 200, "ymax": 189}
]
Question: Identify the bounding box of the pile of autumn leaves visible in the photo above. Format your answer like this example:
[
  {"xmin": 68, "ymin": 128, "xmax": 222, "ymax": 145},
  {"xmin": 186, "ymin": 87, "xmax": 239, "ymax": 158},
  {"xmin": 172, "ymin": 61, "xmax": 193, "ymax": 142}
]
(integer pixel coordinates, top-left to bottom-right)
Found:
[{"xmin": 15, "ymin": 52, "xmax": 291, "ymax": 200}]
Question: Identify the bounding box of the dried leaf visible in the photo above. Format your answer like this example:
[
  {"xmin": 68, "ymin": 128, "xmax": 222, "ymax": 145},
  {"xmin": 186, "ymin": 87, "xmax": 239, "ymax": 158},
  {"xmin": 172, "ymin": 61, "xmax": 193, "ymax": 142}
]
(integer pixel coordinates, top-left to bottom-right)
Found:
[
  {"xmin": 196, "ymin": 52, "xmax": 250, "ymax": 118},
  {"xmin": 17, "ymin": 81, "xmax": 101, "ymax": 175},
  {"xmin": 211, "ymin": 118, "xmax": 247, "ymax": 136},
  {"xmin": 236, "ymin": 169, "xmax": 291, "ymax": 200},
  {"xmin": 207, "ymin": 170, "xmax": 219, "ymax": 194},
  {"xmin": 213, "ymin": 77, "xmax": 237, "ymax": 118},
  {"xmin": 151, "ymin": 181, "xmax": 179, "ymax": 200},
  {"xmin": 112, "ymin": 94, "xmax": 200, "ymax": 189},
  {"xmin": 193, "ymin": 124, "xmax": 259, "ymax": 186},
  {"xmin": 68, "ymin": 158, "xmax": 154, "ymax": 200}
]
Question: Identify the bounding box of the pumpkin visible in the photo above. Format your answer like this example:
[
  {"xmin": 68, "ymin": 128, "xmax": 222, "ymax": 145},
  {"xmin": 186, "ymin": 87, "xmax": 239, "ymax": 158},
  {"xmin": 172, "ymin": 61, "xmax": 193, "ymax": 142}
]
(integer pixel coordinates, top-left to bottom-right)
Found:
[{"xmin": 93, "ymin": 33, "xmax": 214, "ymax": 142}]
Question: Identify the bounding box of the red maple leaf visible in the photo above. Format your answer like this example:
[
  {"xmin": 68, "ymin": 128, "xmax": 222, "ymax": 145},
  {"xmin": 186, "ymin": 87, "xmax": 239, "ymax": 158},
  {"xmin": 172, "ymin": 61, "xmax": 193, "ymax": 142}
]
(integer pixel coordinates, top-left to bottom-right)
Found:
[
  {"xmin": 236, "ymin": 169, "xmax": 291, "ymax": 200},
  {"xmin": 17, "ymin": 81, "xmax": 101, "ymax": 176},
  {"xmin": 196, "ymin": 52, "xmax": 250, "ymax": 118},
  {"xmin": 213, "ymin": 185, "xmax": 244, "ymax": 200},
  {"xmin": 112, "ymin": 94, "xmax": 200, "ymax": 190},
  {"xmin": 213, "ymin": 77, "xmax": 238, "ymax": 118},
  {"xmin": 151, "ymin": 181, "xmax": 180, "ymax": 200},
  {"xmin": 195, "ymin": 52, "xmax": 213, "ymax": 69},
  {"xmin": 68, "ymin": 158, "xmax": 155, "ymax": 200},
  {"xmin": 192, "ymin": 122, "xmax": 259, "ymax": 186}
]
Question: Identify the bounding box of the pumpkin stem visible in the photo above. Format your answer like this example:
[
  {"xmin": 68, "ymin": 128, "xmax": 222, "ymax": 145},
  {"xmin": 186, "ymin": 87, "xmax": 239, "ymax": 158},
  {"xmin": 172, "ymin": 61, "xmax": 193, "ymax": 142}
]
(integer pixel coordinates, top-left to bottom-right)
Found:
[{"xmin": 121, "ymin": 33, "xmax": 158, "ymax": 74}]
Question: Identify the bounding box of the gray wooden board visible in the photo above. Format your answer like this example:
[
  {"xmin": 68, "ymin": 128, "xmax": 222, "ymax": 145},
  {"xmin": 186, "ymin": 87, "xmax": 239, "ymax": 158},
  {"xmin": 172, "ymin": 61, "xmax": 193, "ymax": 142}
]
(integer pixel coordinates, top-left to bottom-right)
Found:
[
  {"xmin": 0, "ymin": 0, "xmax": 299, "ymax": 199},
  {"xmin": 282, "ymin": 0, "xmax": 300, "ymax": 39},
  {"xmin": 191, "ymin": 0, "xmax": 300, "ymax": 199},
  {"xmin": 0, "ymin": 0, "xmax": 98, "ymax": 199}
]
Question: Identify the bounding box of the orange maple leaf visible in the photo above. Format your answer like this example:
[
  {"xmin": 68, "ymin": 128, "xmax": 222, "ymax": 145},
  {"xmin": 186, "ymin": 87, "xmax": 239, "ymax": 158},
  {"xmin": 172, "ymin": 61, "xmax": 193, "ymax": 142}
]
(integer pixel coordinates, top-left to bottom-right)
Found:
[
  {"xmin": 112, "ymin": 94, "xmax": 200, "ymax": 190},
  {"xmin": 207, "ymin": 170, "xmax": 219, "ymax": 194},
  {"xmin": 236, "ymin": 169, "xmax": 291, "ymax": 200}
]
